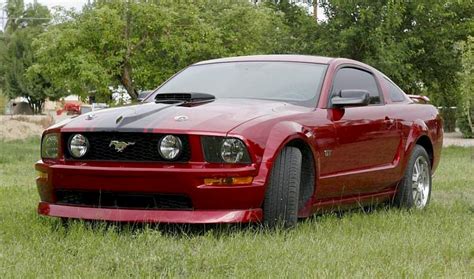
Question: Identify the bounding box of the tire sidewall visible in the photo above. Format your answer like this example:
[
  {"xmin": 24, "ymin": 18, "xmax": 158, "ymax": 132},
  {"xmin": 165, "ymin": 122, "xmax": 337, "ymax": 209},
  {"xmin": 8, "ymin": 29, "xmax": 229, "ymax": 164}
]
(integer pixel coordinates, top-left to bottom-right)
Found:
[{"xmin": 398, "ymin": 145, "xmax": 432, "ymax": 209}]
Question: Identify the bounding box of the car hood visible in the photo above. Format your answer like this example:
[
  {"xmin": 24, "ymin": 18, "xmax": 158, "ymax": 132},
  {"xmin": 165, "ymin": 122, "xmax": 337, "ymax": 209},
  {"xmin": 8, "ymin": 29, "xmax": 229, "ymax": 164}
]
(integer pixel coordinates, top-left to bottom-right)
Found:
[{"xmin": 59, "ymin": 99, "xmax": 310, "ymax": 135}]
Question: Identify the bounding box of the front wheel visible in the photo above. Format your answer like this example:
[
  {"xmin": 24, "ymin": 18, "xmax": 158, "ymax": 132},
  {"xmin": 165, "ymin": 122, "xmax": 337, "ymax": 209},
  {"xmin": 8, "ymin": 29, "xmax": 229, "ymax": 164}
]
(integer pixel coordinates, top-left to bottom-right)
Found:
[
  {"xmin": 263, "ymin": 146, "xmax": 302, "ymax": 228},
  {"xmin": 393, "ymin": 145, "xmax": 432, "ymax": 209}
]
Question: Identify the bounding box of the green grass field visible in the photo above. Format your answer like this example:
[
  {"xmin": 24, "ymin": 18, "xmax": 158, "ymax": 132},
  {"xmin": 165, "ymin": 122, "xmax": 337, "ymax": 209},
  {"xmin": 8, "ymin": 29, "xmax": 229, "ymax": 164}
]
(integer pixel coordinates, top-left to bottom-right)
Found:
[{"xmin": 0, "ymin": 138, "xmax": 472, "ymax": 278}]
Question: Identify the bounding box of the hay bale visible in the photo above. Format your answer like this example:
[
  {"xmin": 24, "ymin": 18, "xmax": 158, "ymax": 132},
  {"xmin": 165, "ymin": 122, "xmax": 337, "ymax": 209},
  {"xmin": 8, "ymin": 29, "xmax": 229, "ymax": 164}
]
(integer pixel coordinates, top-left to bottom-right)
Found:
[{"xmin": 12, "ymin": 102, "xmax": 34, "ymax": 115}]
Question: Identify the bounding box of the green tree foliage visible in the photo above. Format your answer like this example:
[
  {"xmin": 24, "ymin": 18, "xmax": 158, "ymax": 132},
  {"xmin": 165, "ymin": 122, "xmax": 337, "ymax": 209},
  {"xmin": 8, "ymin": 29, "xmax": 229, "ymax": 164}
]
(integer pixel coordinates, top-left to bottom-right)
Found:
[
  {"xmin": 457, "ymin": 36, "xmax": 474, "ymax": 138},
  {"xmin": 318, "ymin": 1, "xmax": 473, "ymax": 106},
  {"xmin": 265, "ymin": 0, "xmax": 320, "ymax": 54},
  {"xmin": 1, "ymin": 0, "xmax": 470, "ymax": 113},
  {"xmin": 0, "ymin": 0, "xmax": 59, "ymax": 114},
  {"xmin": 316, "ymin": 0, "xmax": 472, "ymax": 132},
  {"xmin": 31, "ymin": 0, "xmax": 290, "ymax": 102}
]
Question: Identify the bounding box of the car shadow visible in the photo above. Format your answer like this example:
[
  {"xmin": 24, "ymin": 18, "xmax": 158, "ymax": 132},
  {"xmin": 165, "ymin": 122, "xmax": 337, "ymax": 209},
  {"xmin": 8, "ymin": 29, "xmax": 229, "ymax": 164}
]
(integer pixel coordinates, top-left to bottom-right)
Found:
[
  {"xmin": 51, "ymin": 218, "xmax": 264, "ymax": 237},
  {"xmin": 49, "ymin": 203, "xmax": 392, "ymax": 237},
  {"xmin": 305, "ymin": 202, "xmax": 392, "ymax": 222}
]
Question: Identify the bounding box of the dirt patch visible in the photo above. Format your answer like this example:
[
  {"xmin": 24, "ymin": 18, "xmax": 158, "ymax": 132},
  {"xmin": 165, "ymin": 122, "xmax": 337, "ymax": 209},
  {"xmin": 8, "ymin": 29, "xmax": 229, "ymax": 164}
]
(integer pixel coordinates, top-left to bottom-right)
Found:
[
  {"xmin": 443, "ymin": 132, "xmax": 474, "ymax": 147},
  {"xmin": 0, "ymin": 115, "xmax": 53, "ymax": 141}
]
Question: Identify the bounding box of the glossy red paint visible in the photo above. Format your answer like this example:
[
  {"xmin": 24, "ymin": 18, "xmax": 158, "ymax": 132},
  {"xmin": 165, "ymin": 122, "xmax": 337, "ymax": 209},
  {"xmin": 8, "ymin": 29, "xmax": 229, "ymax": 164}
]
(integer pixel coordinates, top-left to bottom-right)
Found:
[
  {"xmin": 38, "ymin": 202, "xmax": 262, "ymax": 223},
  {"xmin": 36, "ymin": 55, "xmax": 443, "ymax": 223}
]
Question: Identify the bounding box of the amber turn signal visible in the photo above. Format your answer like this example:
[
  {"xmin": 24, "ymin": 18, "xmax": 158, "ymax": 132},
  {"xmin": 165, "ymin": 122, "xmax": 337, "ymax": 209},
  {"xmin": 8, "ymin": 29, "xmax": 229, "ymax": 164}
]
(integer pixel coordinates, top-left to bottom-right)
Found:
[
  {"xmin": 36, "ymin": 171, "xmax": 48, "ymax": 180},
  {"xmin": 204, "ymin": 176, "xmax": 253, "ymax": 186}
]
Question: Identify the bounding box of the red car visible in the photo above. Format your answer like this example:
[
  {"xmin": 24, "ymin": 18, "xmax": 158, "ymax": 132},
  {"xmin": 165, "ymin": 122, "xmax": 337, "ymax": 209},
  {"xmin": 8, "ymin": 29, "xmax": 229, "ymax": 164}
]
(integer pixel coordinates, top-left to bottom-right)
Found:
[{"xmin": 36, "ymin": 55, "xmax": 443, "ymax": 227}]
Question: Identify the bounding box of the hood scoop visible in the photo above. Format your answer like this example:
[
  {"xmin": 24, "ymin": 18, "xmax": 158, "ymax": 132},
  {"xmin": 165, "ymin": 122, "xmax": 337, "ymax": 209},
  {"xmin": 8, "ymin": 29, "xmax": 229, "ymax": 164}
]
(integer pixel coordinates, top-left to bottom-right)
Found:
[{"xmin": 155, "ymin": 92, "xmax": 215, "ymax": 106}]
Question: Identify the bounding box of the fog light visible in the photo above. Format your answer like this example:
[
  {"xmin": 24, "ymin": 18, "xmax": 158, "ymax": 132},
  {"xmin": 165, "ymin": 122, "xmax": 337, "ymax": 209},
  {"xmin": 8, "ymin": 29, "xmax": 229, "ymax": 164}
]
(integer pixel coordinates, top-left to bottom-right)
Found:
[{"xmin": 204, "ymin": 176, "xmax": 253, "ymax": 186}]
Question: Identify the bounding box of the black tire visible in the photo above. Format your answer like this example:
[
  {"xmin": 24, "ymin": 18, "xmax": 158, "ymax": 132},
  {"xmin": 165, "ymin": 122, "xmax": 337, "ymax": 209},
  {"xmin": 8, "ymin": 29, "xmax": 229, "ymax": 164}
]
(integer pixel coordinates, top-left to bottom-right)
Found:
[
  {"xmin": 393, "ymin": 144, "xmax": 432, "ymax": 209},
  {"xmin": 263, "ymin": 146, "xmax": 302, "ymax": 228}
]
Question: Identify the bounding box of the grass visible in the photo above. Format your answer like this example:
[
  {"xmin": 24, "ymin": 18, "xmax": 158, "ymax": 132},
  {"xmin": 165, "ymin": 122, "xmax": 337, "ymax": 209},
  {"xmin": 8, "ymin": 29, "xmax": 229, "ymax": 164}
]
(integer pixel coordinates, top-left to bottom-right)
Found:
[{"xmin": 0, "ymin": 138, "xmax": 473, "ymax": 278}]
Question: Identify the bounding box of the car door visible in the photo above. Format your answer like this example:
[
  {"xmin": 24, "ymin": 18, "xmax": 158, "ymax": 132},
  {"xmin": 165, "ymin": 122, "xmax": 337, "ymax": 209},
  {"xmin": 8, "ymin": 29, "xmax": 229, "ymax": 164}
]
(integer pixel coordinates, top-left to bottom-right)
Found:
[{"xmin": 319, "ymin": 66, "xmax": 401, "ymax": 198}]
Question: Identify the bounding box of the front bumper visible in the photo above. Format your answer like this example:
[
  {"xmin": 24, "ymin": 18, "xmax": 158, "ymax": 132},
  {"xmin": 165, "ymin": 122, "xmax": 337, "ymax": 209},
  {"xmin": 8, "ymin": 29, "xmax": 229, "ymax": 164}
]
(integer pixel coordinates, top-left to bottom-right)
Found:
[
  {"xmin": 38, "ymin": 202, "xmax": 262, "ymax": 223},
  {"xmin": 35, "ymin": 160, "xmax": 267, "ymax": 224}
]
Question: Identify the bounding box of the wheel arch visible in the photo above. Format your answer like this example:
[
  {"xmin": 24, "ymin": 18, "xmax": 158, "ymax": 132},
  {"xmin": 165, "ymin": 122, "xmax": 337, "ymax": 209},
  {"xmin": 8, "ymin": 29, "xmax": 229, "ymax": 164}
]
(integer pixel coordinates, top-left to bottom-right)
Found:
[
  {"xmin": 286, "ymin": 139, "xmax": 316, "ymax": 211},
  {"xmin": 259, "ymin": 121, "xmax": 318, "ymax": 212},
  {"xmin": 415, "ymin": 135, "xmax": 434, "ymax": 168},
  {"xmin": 405, "ymin": 119, "xmax": 435, "ymax": 169}
]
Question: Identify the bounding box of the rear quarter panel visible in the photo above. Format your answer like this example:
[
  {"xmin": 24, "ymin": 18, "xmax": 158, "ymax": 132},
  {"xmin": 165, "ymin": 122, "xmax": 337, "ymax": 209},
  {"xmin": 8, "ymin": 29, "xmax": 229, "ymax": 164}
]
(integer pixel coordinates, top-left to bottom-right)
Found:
[{"xmin": 393, "ymin": 103, "xmax": 443, "ymax": 174}]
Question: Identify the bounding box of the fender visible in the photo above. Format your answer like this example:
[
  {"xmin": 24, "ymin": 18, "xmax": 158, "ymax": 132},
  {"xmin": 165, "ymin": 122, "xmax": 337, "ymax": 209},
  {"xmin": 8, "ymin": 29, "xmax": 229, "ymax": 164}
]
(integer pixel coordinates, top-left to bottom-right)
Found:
[
  {"xmin": 252, "ymin": 121, "xmax": 318, "ymax": 192},
  {"xmin": 403, "ymin": 119, "xmax": 430, "ymax": 168}
]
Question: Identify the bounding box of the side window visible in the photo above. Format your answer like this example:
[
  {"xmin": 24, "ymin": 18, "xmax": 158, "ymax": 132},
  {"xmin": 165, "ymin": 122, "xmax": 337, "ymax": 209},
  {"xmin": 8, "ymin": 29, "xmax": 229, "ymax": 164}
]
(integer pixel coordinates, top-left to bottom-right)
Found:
[
  {"xmin": 332, "ymin": 67, "xmax": 382, "ymax": 105},
  {"xmin": 384, "ymin": 78, "xmax": 407, "ymax": 102}
]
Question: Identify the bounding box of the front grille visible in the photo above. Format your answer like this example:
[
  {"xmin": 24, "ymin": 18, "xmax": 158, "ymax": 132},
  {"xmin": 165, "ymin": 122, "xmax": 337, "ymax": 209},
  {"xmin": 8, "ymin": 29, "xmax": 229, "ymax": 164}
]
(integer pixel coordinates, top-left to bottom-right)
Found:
[
  {"xmin": 63, "ymin": 132, "xmax": 190, "ymax": 162},
  {"xmin": 55, "ymin": 190, "xmax": 193, "ymax": 210}
]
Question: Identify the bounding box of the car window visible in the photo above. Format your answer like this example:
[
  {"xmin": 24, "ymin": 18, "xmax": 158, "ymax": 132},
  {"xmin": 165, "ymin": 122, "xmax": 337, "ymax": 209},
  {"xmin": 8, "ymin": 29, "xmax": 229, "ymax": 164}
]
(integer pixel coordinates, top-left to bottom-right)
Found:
[
  {"xmin": 384, "ymin": 77, "xmax": 407, "ymax": 102},
  {"xmin": 332, "ymin": 67, "xmax": 382, "ymax": 105},
  {"xmin": 149, "ymin": 62, "xmax": 328, "ymax": 107}
]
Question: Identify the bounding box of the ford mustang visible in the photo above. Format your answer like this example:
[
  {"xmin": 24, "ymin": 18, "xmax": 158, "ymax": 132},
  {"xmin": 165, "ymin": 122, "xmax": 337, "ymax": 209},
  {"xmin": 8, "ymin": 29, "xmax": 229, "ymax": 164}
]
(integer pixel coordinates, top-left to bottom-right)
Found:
[{"xmin": 36, "ymin": 55, "xmax": 443, "ymax": 227}]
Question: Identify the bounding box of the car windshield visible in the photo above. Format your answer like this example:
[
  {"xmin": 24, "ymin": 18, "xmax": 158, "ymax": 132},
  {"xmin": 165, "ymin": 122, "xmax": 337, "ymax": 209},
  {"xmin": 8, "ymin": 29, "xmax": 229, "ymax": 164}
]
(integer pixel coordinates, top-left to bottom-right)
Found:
[{"xmin": 149, "ymin": 61, "xmax": 328, "ymax": 107}]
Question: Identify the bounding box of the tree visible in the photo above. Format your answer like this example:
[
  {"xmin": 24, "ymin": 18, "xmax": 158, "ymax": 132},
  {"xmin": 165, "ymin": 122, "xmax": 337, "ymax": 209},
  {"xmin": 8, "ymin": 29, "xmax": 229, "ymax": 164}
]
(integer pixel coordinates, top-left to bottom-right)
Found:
[
  {"xmin": 31, "ymin": 0, "xmax": 291, "ymax": 101},
  {"xmin": 264, "ymin": 0, "xmax": 321, "ymax": 54},
  {"xmin": 317, "ymin": 0, "xmax": 473, "ymax": 131},
  {"xmin": 457, "ymin": 36, "xmax": 474, "ymax": 138},
  {"xmin": 0, "ymin": 0, "xmax": 58, "ymax": 114}
]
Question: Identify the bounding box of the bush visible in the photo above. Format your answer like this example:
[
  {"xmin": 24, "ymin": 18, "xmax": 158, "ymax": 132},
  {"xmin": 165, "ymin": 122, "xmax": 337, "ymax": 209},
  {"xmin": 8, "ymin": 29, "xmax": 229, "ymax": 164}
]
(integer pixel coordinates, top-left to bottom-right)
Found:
[
  {"xmin": 0, "ymin": 92, "xmax": 7, "ymax": 115},
  {"xmin": 457, "ymin": 109, "xmax": 473, "ymax": 138},
  {"xmin": 440, "ymin": 108, "xmax": 457, "ymax": 132}
]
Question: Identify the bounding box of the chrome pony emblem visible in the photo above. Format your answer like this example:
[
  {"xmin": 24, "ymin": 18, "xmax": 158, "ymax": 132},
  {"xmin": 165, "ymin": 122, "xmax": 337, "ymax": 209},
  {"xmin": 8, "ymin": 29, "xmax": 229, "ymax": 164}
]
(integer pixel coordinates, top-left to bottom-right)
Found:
[{"xmin": 109, "ymin": 140, "xmax": 135, "ymax": 152}]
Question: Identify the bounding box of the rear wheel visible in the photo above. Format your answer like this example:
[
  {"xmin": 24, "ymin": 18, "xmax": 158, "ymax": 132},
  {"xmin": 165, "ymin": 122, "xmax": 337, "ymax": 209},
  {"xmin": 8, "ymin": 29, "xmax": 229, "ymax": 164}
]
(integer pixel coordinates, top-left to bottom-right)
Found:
[
  {"xmin": 263, "ymin": 146, "xmax": 302, "ymax": 228},
  {"xmin": 393, "ymin": 145, "xmax": 432, "ymax": 209}
]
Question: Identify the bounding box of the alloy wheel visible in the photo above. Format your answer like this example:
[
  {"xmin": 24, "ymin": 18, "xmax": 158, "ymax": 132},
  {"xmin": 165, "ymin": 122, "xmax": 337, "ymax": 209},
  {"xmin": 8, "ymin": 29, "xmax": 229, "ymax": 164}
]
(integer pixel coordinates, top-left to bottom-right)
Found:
[{"xmin": 411, "ymin": 156, "xmax": 430, "ymax": 209}]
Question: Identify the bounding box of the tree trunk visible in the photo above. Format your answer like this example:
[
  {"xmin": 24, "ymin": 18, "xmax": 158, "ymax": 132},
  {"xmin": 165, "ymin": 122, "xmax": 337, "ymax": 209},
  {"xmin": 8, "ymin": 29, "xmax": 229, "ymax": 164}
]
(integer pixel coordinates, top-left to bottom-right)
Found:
[
  {"xmin": 120, "ymin": 1, "xmax": 138, "ymax": 101},
  {"xmin": 467, "ymin": 99, "xmax": 473, "ymax": 134},
  {"xmin": 26, "ymin": 97, "xmax": 44, "ymax": 115},
  {"xmin": 120, "ymin": 61, "xmax": 138, "ymax": 100}
]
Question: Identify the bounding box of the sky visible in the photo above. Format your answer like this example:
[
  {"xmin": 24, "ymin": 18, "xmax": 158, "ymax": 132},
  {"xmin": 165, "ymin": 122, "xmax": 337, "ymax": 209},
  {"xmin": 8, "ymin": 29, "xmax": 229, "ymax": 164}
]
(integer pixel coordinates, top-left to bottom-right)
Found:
[
  {"xmin": 24, "ymin": 0, "xmax": 87, "ymax": 10},
  {"xmin": 1, "ymin": 0, "xmax": 326, "ymax": 31}
]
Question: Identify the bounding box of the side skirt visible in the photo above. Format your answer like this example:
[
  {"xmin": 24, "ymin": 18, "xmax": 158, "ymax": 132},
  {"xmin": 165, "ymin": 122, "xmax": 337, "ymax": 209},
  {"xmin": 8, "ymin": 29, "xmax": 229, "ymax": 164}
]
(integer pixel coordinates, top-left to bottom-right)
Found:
[{"xmin": 297, "ymin": 188, "xmax": 396, "ymax": 218}]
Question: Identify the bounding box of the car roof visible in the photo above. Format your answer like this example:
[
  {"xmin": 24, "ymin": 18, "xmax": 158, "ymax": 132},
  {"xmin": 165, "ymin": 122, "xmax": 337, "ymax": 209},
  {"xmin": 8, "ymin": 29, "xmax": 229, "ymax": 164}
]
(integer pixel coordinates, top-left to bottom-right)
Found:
[{"xmin": 194, "ymin": 55, "xmax": 334, "ymax": 65}]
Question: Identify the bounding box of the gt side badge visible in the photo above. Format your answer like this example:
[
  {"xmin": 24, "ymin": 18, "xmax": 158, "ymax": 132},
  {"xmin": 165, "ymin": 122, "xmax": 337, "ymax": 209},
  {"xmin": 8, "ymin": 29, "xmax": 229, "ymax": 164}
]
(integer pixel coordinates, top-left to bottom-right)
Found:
[{"xmin": 324, "ymin": 150, "xmax": 332, "ymax": 157}]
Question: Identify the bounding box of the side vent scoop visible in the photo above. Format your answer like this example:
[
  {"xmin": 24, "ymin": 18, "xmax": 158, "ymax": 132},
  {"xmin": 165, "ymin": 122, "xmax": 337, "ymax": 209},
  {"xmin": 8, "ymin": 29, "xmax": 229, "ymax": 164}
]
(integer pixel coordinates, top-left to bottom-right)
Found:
[{"xmin": 155, "ymin": 92, "xmax": 215, "ymax": 106}]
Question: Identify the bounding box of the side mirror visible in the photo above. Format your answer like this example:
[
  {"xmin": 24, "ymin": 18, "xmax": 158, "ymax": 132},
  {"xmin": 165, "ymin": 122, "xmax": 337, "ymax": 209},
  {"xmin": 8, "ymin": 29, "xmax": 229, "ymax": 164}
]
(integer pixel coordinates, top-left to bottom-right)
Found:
[{"xmin": 331, "ymin": 89, "xmax": 370, "ymax": 108}]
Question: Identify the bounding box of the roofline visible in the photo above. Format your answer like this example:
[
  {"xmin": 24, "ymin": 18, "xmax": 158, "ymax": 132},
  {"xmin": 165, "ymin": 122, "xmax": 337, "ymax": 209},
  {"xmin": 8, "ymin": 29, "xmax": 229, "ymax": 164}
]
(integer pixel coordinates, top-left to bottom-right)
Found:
[{"xmin": 194, "ymin": 55, "xmax": 335, "ymax": 65}]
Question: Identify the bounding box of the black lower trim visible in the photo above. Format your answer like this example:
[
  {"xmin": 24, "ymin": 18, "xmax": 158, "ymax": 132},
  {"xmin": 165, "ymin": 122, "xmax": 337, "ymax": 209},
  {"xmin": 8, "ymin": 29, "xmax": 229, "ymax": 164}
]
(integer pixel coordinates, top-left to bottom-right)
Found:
[{"xmin": 55, "ymin": 189, "xmax": 193, "ymax": 210}]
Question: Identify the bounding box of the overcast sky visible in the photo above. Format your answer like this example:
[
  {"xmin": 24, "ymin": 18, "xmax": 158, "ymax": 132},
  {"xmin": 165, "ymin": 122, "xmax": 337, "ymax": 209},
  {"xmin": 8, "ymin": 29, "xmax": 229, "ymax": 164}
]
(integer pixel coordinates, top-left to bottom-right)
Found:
[
  {"xmin": 24, "ymin": 0, "xmax": 87, "ymax": 10},
  {"xmin": 2, "ymin": 1, "xmax": 325, "ymax": 30}
]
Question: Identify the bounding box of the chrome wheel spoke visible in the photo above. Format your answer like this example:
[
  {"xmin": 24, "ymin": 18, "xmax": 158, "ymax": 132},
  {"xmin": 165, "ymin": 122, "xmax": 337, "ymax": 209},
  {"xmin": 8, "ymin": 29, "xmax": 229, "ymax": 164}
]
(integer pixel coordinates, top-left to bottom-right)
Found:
[
  {"xmin": 413, "ymin": 190, "xmax": 419, "ymax": 203},
  {"xmin": 412, "ymin": 160, "xmax": 420, "ymax": 182},
  {"xmin": 418, "ymin": 161, "xmax": 425, "ymax": 178},
  {"xmin": 412, "ymin": 156, "xmax": 430, "ymax": 208}
]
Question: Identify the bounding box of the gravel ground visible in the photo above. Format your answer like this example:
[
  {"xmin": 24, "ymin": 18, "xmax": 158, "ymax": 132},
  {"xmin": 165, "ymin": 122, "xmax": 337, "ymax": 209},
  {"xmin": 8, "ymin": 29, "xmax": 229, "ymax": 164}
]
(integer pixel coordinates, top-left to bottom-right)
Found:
[
  {"xmin": 0, "ymin": 115, "xmax": 52, "ymax": 141},
  {"xmin": 443, "ymin": 132, "xmax": 474, "ymax": 147}
]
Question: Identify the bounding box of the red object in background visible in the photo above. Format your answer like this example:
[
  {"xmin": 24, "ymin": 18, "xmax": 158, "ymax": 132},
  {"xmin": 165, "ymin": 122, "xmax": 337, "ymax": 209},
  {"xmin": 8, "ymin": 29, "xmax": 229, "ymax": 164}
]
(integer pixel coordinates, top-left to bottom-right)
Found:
[
  {"xmin": 407, "ymin": 94, "xmax": 430, "ymax": 104},
  {"xmin": 36, "ymin": 55, "xmax": 443, "ymax": 224},
  {"xmin": 56, "ymin": 102, "xmax": 81, "ymax": 116}
]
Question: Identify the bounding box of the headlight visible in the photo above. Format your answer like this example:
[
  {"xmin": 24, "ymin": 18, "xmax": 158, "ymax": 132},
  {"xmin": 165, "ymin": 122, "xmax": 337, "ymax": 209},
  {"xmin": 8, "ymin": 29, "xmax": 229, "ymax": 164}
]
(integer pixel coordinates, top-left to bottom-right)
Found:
[
  {"xmin": 158, "ymin": 135, "xmax": 182, "ymax": 160},
  {"xmin": 68, "ymin": 134, "xmax": 89, "ymax": 158},
  {"xmin": 41, "ymin": 133, "xmax": 59, "ymax": 159},
  {"xmin": 201, "ymin": 136, "xmax": 251, "ymax": 164},
  {"xmin": 221, "ymin": 138, "xmax": 248, "ymax": 163}
]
